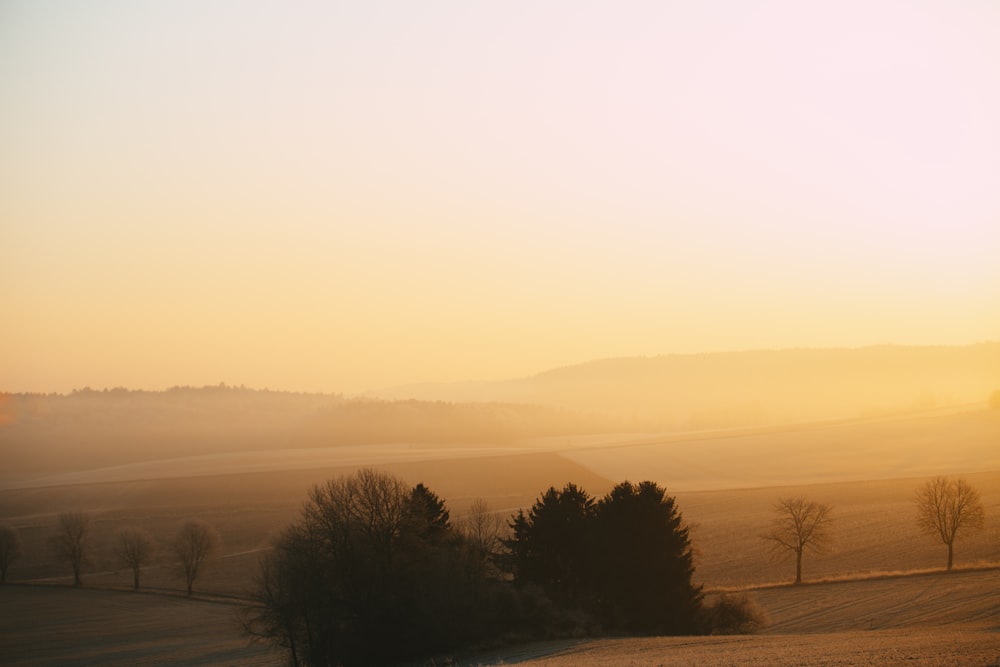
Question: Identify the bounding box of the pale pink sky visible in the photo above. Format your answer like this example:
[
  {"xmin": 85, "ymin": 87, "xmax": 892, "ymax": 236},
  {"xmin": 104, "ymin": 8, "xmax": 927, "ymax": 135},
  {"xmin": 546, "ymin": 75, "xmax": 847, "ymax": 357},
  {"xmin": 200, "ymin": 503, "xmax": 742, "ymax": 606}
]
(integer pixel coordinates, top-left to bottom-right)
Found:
[{"xmin": 2, "ymin": 1, "xmax": 998, "ymax": 393}]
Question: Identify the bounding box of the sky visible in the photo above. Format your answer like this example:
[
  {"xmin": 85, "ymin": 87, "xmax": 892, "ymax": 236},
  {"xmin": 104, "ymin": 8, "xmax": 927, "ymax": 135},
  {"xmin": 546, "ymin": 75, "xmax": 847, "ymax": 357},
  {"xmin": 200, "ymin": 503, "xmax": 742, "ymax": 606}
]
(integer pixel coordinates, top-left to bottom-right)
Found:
[{"xmin": 2, "ymin": 0, "xmax": 999, "ymax": 394}]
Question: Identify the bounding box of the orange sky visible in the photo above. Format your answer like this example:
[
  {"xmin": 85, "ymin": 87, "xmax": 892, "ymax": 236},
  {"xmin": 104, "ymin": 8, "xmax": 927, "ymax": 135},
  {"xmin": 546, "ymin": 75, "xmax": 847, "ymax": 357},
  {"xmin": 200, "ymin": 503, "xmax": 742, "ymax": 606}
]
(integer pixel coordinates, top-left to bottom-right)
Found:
[{"xmin": 2, "ymin": 1, "xmax": 998, "ymax": 394}]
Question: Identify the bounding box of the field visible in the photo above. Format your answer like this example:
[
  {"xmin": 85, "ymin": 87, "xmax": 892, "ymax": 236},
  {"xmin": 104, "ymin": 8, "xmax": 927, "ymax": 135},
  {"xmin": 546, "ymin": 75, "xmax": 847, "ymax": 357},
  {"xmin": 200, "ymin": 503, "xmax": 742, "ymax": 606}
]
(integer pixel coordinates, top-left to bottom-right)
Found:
[
  {"xmin": 0, "ymin": 585, "xmax": 276, "ymax": 667},
  {"xmin": 3, "ymin": 571, "xmax": 997, "ymax": 666},
  {"xmin": 1, "ymin": 407, "xmax": 999, "ymax": 665},
  {"xmin": 466, "ymin": 627, "xmax": 1000, "ymax": 667}
]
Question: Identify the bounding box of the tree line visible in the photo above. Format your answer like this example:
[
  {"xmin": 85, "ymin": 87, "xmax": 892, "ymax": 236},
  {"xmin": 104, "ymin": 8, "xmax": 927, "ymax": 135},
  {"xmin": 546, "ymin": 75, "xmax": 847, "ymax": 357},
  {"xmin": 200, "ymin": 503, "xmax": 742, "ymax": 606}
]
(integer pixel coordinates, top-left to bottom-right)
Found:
[
  {"xmin": 0, "ymin": 512, "xmax": 221, "ymax": 594},
  {"xmin": 0, "ymin": 472, "xmax": 986, "ymax": 666}
]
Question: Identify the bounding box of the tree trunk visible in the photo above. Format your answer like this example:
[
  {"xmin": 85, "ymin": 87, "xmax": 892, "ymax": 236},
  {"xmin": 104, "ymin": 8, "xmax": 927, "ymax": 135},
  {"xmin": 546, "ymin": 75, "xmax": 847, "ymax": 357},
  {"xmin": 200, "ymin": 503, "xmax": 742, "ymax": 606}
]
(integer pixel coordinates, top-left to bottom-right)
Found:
[
  {"xmin": 947, "ymin": 542, "xmax": 954, "ymax": 571},
  {"xmin": 133, "ymin": 568, "xmax": 140, "ymax": 589},
  {"xmin": 795, "ymin": 549, "xmax": 803, "ymax": 585}
]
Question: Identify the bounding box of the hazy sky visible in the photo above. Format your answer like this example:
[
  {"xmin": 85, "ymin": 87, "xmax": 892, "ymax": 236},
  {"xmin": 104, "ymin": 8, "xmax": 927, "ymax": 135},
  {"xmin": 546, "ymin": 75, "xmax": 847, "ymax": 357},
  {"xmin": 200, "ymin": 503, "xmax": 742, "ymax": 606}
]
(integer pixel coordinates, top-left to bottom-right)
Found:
[{"xmin": 2, "ymin": 1, "xmax": 999, "ymax": 394}]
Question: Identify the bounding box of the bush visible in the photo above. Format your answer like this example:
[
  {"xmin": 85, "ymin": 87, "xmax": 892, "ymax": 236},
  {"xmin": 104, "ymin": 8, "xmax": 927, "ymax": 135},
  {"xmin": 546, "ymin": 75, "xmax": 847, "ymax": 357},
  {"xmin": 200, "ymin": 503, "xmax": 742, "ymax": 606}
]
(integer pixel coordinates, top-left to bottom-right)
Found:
[{"xmin": 699, "ymin": 593, "xmax": 768, "ymax": 634}]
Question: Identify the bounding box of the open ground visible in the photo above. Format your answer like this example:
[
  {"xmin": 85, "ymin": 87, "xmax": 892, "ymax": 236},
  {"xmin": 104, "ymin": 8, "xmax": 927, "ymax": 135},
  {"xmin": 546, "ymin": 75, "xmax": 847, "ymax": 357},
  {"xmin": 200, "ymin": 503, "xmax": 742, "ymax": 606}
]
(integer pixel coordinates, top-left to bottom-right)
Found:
[{"xmin": 1, "ymin": 407, "xmax": 998, "ymax": 665}]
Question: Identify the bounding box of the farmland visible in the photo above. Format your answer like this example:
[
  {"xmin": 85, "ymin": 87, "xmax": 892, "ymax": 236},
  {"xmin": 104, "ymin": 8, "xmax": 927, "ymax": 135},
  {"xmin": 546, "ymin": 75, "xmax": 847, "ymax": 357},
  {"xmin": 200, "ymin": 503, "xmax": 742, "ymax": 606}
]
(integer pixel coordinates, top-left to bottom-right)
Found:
[
  {"xmin": 1, "ymin": 406, "xmax": 998, "ymax": 665},
  {"xmin": 3, "ymin": 568, "xmax": 996, "ymax": 666}
]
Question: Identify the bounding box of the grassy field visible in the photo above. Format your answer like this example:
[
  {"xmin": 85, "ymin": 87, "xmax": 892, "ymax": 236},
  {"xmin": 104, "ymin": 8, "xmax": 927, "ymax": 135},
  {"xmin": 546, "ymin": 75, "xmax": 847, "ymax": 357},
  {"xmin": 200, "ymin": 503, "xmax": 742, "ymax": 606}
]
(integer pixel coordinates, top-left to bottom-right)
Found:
[
  {"xmin": 678, "ymin": 470, "xmax": 1000, "ymax": 588},
  {"xmin": 0, "ymin": 585, "xmax": 275, "ymax": 667},
  {"xmin": 462, "ymin": 627, "xmax": 1000, "ymax": 667},
  {"xmin": 3, "ymin": 570, "xmax": 997, "ymax": 667},
  {"xmin": 461, "ymin": 569, "xmax": 1000, "ymax": 666},
  {"xmin": 2, "ymin": 408, "xmax": 998, "ymax": 665}
]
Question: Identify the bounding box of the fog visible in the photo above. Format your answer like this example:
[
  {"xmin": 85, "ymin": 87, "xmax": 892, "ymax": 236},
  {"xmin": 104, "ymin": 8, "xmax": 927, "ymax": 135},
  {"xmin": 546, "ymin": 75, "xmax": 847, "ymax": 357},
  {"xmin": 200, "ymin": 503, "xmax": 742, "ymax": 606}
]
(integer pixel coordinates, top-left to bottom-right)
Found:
[{"xmin": 1, "ymin": 343, "xmax": 996, "ymax": 490}]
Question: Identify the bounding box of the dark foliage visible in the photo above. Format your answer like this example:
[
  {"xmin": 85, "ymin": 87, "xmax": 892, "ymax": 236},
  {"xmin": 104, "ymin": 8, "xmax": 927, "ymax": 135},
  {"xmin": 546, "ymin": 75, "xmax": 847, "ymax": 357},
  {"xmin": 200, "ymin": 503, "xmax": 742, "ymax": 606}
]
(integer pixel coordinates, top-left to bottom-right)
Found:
[
  {"xmin": 593, "ymin": 481, "xmax": 702, "ymax": 634},
  {"xmin": 505, "ymin": 480, "xmax": 703, "ymax": 636},
  {"xmin": 241, "ymin": 469, "xmax": 510, "ymax": 667},
  {"xmin": 505, "ymin": 484, "xmax": 597, "ymax": 608},
  {"xmin": 243, "ymin": 473, "xmax": 706, "ymax": 666}
]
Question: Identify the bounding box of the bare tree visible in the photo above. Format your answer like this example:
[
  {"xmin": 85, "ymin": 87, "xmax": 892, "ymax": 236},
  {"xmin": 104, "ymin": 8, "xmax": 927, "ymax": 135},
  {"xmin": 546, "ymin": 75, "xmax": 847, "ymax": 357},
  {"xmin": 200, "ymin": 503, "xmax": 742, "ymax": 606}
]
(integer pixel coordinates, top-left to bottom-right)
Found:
[
  {"xmin": 915, "ymin": 476, "xmax": 986, "ymax": 571},
  {"xmin": 459, "ymin": 498, "xmax": 507, "ymax": 575},
  {"xmin": 0, "ymin": 525, "xmax": 22, "ymax": 583},
  {"xmin": 115, "ymin": 527, "xmax": 157, "ymax": 590},
  {"xmin": 762, "ymin": 497, "xmax": 833, "ymax": 585},
  {"xmin": 174, "ymin": 519, "xmax": 221, "ymax": 596},
  {"xmin": 53, "ymin": 512, "xmax": 91, "ymax": 586},
  {"xmin": 240, "ymin": 533, "xmax": 310, "ymax": 667}
]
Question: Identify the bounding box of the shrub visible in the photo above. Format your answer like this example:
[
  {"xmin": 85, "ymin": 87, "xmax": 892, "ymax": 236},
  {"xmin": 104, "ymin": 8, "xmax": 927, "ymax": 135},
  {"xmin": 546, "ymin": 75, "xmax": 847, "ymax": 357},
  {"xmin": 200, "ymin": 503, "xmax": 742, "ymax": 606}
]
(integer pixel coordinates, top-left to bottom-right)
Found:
[{"xmin": 699, "ymin": 593, "xmax": 768, "ymax": 634}]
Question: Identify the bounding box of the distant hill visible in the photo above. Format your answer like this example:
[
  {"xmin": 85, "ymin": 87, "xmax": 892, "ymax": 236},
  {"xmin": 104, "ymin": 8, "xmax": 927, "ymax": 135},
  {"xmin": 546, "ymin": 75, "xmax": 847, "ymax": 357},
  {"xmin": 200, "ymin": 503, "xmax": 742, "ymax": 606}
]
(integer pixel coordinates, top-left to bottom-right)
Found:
[
  {"xmin": 369, "ymin": 343, "xmax": 1000, "ymax": 428},
  {"xmin": 0, "ymin": 386, "xmax": 624, "ymax": 478},
  {"xmin": 3, "ymin": 344, "xmax": 997, "ymax": 479}
]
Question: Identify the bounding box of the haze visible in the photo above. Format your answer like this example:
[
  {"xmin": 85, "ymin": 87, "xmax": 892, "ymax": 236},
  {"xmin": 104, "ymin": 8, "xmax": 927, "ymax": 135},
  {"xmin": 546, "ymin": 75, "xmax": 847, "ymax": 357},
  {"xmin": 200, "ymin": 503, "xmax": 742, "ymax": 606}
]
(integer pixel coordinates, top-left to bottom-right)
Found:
[{"xmin": 2, "ymin": 1, "xmax": 999, "ymax": 394}]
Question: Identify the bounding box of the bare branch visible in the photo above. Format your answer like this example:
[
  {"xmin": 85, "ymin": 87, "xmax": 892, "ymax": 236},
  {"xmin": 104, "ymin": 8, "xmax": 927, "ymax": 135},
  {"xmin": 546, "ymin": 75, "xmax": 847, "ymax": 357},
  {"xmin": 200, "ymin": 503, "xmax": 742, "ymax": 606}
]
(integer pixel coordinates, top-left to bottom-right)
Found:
[
  {"xmin": 914, "ymin": 476, "xmax": 986, "ymax": 570},
  {"xmin": 761, "ymin": 496, "xmax": 833, "ymax": 584}
]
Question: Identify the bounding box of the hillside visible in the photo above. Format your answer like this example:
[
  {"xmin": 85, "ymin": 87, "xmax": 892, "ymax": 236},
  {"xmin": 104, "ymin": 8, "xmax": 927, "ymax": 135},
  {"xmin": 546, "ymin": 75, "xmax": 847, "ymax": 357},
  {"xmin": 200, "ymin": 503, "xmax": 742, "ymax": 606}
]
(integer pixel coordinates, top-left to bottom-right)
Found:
[
  {"xmin": 370, "ymin": 343, "xmax": 1000, "ymax": 427},
  {"xmin": 0, "ymin": 387, "xmax": 623, "ymax": 481},
  {"xmin": 3, "ymin": 344, "xmax": 996, "ymax": 484}
]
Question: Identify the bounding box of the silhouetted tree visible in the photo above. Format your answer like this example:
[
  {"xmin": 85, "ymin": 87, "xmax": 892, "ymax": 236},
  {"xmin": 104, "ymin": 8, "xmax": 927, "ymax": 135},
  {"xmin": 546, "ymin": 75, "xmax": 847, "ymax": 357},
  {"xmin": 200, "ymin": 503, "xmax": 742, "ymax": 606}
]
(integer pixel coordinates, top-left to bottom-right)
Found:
[
  {"xmin": 404, "ymin": 482, "xmax": 451, "ymax": 543},
  {"xmin": 53, "ymin": 511, "xmax": 91, "ymax": 586},
  {"xmin": 242, "ymin": 470, "xmax": 515, "ymax": 667},
  {"xmin": 241, "ymin": 529, "xmax": 313, "ymax": 667},
  {"xmin": 115, "ymin": 527, "xmax": 156, "ymax": 589},
  {"xmin": 504, "ymin": 481, "xmax": 703, "ymax": 635},
  {"xmin": 0, "ymin": 525, "xmax": 22, "ymax": 583},
  {"xmin": 459, "ymin": 498, "xmax": 507, "ymax": 577},
  {"xmin": 174, "ymin": 519, "xmax": 221, "ymax": 596},
  {"xmin": 762, "ymin": 496, "xmax": 833, "ymax": 585},
  {"xmin": 593, "ymin": 481, "xmax": 702, "ymax": 634},
  {"xmin": 915, "ymin": 476, "xmax": 985, "ymax": 570},
  {"xmin": 506, "ymin": 483, "xmax": 597, "ymax": 608}
]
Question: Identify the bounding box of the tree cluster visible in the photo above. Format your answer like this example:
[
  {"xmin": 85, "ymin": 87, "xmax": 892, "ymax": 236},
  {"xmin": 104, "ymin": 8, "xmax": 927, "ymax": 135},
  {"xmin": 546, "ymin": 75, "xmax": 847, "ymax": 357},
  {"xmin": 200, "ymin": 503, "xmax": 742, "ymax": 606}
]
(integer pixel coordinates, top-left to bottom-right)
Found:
[
  {"xmin": 242, "ymin": 471, "xmax": 704, "ymax": 667},
  {"xmin": 507, "ymin": 481, "xmax": 702, "ymax": 635},
  {"xmin": 240, "ymin": 470, "xmax": 515, "ymax": 666}
]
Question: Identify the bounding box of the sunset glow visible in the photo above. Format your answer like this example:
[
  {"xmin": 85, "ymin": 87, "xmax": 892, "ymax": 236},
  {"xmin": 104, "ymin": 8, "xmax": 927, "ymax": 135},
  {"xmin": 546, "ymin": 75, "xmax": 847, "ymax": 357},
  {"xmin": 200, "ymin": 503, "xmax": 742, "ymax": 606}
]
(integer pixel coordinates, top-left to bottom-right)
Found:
[{"xmin": 2, "ymin": 1, "xmax": 998, "ymax": 393}]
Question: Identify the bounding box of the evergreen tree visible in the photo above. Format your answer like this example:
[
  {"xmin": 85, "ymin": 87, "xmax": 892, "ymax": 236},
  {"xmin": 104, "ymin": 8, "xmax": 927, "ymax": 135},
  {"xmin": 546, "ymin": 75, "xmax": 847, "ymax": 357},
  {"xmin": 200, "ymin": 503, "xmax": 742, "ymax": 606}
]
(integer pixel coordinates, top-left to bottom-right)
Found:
[
  {"xmin": 594, "ymin": 481, "xmax": 702, "ymax": 634},
  {"xmin": 506, "ymin": 483, "xmax": 597, "ymax": 608}
]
